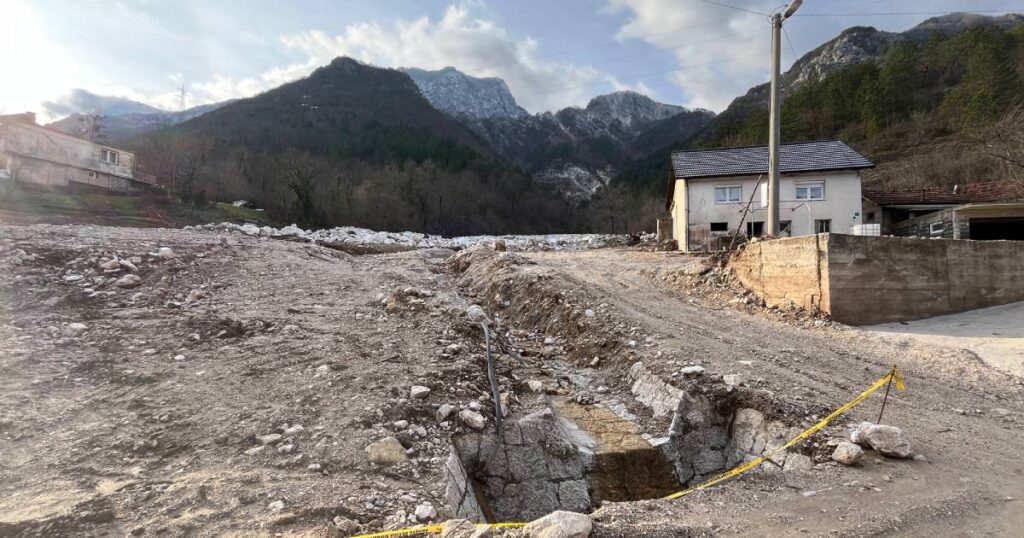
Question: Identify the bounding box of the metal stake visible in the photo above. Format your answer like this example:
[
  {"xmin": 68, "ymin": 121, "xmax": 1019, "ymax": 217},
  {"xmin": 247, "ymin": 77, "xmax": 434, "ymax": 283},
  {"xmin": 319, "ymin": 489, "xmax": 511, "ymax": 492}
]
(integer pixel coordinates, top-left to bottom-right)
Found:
[{"xmin": 876, "ymin": 365, "xmax": 896, "ymax": 424}]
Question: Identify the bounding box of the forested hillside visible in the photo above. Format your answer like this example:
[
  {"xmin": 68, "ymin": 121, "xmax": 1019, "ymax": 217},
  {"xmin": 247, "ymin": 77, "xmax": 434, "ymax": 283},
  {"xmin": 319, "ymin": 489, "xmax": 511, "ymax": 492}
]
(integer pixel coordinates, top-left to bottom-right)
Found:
[
  {"xmin": 616, "ymin": 17, "xmax": 1024, "ymax": 196},
  {"xmin": 128, "ymin": 58, "xmax": 582, "ymax": 235}
]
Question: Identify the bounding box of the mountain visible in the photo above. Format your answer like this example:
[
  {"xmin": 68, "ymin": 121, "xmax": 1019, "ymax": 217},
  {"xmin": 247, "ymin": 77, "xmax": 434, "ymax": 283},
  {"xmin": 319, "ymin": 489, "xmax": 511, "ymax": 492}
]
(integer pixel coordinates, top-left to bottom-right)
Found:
[
  {"xmin": 404, "ymin": 66, "xmax": 714, "ymax": 200},
  {"xmin": 47, "ymin": 101, "xmax": 229, "ymax": 141},
  {"xmin": 129, "ymin": 57, "xmax": 579, "ymax": 235},
  {"xmin": 41, "ymin": 89, "xmax": 162, "ymax": 117},
  {"xmin": 401, "ymin": 66, "xmax": 528, "ymax": 120},
  {"xmin": 614, "ymin": 13, "xmax": 1024, "ymax": 194}
]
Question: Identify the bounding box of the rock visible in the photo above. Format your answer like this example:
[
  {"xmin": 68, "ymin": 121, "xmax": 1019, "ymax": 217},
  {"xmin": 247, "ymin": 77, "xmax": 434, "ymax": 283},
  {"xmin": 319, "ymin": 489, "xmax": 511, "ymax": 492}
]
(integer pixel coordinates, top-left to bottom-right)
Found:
[
  {"xmin": 527, "ymin": 380, "xmax": 545, "ymax": 393},
  {"xmin": 523, "ymin": 510, "xmax": 592, "ymax": 538},
  {"xmin": 993, "ymin": 408, "xmax": 1012, "ymax": 417},
  {"xmin": 468, "ymin": 401, "xmax": 483, "ymax": 411},
  {"xmin": 440, "ymin": 519, "xmax": 479, "ymax": 538},
  {"xmin": 680, "ymin": 365, "xmax": 705, "ymax": 376},
  {"xmin": 185, "ymin": 289, "xmax": 205, "ymax": 303},
  {"xmin": 851, "ymin": 422, "xmax": 912, "ymax": 458},
  {"xmin": 460, "ymin": 410, "xmax": 485, "ymax": 431},
  {"xmin": 268, "ymin": 500, "xmax": 285, "ymax": 512},
  {"xmin": 157, "ymin": 247, "xmax": 175, "ymax": 259},
  {"xmin": 333, "ymin": 516, "xmax": 359, "ymax": 534},
  {"xmin": 410, "ymin": 385, "xmax": 432, "ymax": 399},
  {"xmin": 446, "ymin": 343, "xmax": 464, "ymax": 355},
  {"xmin": 63, "ymin": 323, "xmax": 88, "ymax": 337},
  {"xmin": 244, "ymin": 446, "xmax": 266, "ymax": 456},
  {"xmin": 393, "ymin": 420, "xmax": 410, "ymax": 429},
  {"xmin": 99, "ymin": 259, "xmax": 121, "ymax": 271},
  {"xmin": 466, "ymin": 305, "xmax": 487, "ymax": 324},
  {"xmin": 365, "ymin": 436, "xmax": 408, "ymax": 466},
  {"xmin": 307, "ymin": 463, "xmax": 322, "ymax": 471},
  {"xmin": 257, "ymin": 433, "xmax": 283, "ymax": 445},
  {"xmin": 120, "ymin": 259, "xmax": 139, "ymax": 272},
  {"xmin": 831, "ymin": 441, "xmax": 864, "ymax": 466},
  {"xmin": 584, "ymin": 309, "xmax": 595, "ymax": 318},
  {"xmin": 414, "ymin": 502, "xmax": 437, "ymax": 521},
  {"xmin": 115, "ymin": 274, "xmax": 142, "ymax": 289},
  {"xmin": 494, "ymin": 239, "xmax": 507, "ymax": 252},
  {"xmin": 282, "ymin": 424, "xmax": 304, "ymax": 435},
  {"xmin": 174, "ymin": 354, "xmax": 186, "ymax": 361},
  {"xmin": 436, "ymin": 404, "xmax": 455, "ymax": 422},
  {"xmin": 722, "ymin": 374, "xmax": 742, "ymax": 388}
]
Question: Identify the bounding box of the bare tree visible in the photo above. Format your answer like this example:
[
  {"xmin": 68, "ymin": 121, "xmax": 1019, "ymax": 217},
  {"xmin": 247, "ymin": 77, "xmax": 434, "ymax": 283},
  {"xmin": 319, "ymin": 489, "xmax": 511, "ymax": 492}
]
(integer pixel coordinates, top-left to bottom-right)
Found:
[{"xmin": 975, "ymin": 104, "xmax": 1024, "ymax": 179}]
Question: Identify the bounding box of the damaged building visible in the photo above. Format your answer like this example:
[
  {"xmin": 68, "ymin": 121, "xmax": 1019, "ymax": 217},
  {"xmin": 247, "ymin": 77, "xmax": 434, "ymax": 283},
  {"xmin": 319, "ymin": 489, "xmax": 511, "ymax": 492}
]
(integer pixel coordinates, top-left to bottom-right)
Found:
[
  {"xmin": 862, "ymin": 181, "xmax": 1024, "ymax": 240},
  {"xmin": 0, "ymin": 112, "xmax": 157, "ymax": 194}
]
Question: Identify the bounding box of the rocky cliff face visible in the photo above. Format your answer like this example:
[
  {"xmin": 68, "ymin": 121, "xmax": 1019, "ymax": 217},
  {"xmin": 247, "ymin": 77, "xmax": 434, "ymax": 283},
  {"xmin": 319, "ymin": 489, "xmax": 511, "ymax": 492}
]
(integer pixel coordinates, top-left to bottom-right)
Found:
[
  {"xmin": 405, "ymin": 68, "xmax": 714, "ymax": 201},
  {"xmin": 401, "ymin": 67, "xmax": 528, "ymax": 120},
  {"xmin": 48, "ymin": 102, "xmax": 229, "ymax": 141}
]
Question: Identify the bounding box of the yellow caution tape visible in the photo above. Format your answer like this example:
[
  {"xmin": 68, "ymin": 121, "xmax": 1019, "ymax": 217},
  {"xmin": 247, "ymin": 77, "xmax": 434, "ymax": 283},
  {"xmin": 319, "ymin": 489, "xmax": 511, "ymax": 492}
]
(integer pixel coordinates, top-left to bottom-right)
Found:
[
  {"xmin": 352, "ymin": 366, "xmax": 906, "ymax": 536},
  {"xmin": 665, "ymin": 365, "xmax": 905, "ymax": 500}
]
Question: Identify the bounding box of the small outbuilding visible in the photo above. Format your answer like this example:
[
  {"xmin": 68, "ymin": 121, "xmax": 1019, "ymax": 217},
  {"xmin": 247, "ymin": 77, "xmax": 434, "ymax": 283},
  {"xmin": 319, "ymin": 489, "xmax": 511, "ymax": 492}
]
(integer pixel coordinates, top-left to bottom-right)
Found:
[{"xmin": 862, "ymin": 181, "xmax": 1024, "ymax": 240}]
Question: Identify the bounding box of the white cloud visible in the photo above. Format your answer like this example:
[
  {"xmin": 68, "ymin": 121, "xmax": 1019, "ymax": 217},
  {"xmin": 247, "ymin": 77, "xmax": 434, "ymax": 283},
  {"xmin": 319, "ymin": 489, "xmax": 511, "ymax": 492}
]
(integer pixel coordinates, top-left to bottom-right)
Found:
[
  {"xmin": 273, "ymin": 5, "xmax": 626, "ymax": 112},
  {"xmin": 608, "ymin": 0, "xmax": 779, "ymax": 111}
]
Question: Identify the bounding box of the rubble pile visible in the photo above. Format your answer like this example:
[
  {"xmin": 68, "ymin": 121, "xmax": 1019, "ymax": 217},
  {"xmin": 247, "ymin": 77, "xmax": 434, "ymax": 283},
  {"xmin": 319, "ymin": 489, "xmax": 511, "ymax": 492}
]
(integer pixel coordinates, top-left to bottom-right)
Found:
[{"xmin": 189, "ymin": 222, "xmax": 644, "ymax": 252}]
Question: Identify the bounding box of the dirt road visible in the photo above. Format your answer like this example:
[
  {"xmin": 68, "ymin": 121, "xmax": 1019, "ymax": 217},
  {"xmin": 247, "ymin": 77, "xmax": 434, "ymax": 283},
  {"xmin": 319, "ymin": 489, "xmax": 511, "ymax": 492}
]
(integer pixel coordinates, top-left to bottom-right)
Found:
[
  {"xmin": 521, "ymin": 249, "xmax": 1024, "ymax": 537},
  {"xmin": 1, "ymin": 226, "xmax": 1021, "ymax": 537}
]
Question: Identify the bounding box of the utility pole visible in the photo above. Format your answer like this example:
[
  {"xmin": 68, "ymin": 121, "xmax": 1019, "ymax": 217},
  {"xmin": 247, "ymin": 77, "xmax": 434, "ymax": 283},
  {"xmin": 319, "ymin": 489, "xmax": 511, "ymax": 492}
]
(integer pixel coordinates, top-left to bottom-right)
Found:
[{"xmin": 767, "ymin": 0, "xmax": 802, "ymax": 236}]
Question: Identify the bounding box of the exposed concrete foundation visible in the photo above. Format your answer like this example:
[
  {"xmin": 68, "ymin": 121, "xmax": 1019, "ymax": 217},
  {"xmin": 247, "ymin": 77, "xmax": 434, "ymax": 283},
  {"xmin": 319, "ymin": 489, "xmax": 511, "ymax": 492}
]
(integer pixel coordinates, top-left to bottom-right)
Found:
[{"xmin": 732, "ymin": 234, "xmax": 1024, "ymax": 325}]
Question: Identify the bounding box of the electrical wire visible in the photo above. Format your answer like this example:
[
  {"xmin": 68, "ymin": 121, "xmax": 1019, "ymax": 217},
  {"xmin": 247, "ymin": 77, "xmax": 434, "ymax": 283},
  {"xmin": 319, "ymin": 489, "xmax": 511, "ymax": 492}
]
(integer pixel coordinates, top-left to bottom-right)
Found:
[
  {"xmin": 782, "ymin": 26, "xmax": 800, "ymax": 62},
  {"xmin": 697, "ymin": 0, "xmax": 770, "ymax": 17},
  {"xmin": 795, "ymin": 8, "xmax": 1023, "ymax": 17}
]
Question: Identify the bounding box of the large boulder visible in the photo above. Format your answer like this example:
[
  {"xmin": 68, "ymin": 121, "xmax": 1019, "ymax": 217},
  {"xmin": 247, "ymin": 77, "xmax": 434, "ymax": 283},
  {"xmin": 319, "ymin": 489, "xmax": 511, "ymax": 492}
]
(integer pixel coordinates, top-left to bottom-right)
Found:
[
  {"xmin": 365, "ymin": 436, "xmax": 407, "ymax": 465},
  {"xmin": 523, "ymin": 511, "xmax": 592, "ymax": 538},
  {"xmin": 851, "ymin": 422, "xmax": 912, "ymax": 459}
]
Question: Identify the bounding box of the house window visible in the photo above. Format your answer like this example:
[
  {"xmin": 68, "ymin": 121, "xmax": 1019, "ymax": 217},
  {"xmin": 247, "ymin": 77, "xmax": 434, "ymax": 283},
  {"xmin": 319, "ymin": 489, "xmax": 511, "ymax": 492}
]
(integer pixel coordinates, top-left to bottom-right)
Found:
[
  {"xmin": 865, "ymin": 211, "xmax": 876, "ymax": 222},
  {"xmin": 100, "ymin": 149, "xmax": 119, "ymax": 165},
  {"xmin": 710, "ymin": 222, "xmax": 728, "ymax": 232},
  {"xmin": 88, "ymin": 171, "xmax": 97, "ymax": 178},
  {"xmin": 780, "ymin": 220, "xmax": 792, "ymax": 237},
  {"xmin": 714, "ymin": 185, "xmax": 741, "ymax": 203},
  {"xmin": 746, "ymin": 221, "xmax": 765, "ymax": 237},
  {"xmin": 929, "ymin": 222, "xmax": 944, "ymax": 236},
  {"xmin": 814, "ymin": 219, "xmax": 831, "ymax": 233},
  {"xmin": 795, "ymin": 181, "xmax": 825, "ymax": 201}
]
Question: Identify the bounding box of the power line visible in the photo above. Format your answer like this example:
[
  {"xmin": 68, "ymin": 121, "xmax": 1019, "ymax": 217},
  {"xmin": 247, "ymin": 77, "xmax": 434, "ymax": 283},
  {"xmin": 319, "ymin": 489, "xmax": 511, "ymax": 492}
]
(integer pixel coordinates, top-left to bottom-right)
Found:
[
  {"xmin": 520, "ymin": 51, "xmax": 767, "ymax": 97},
  {"xmin": 782, "ymin": 26, "xmax": 799, "ymax": 62},
  {"xmin": 696, "ymin": 0, "xmax": 769, "ymax": 17},
  {"xmin": 795, "ymin": 8, "xmax": 1023, "ymax": 17}
]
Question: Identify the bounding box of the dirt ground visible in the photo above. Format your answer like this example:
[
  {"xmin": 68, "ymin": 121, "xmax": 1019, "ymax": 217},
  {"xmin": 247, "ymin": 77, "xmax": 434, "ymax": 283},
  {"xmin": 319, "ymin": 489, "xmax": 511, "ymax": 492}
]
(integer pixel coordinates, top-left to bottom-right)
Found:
[
  {"xmin": 866, "ymin": 301, "xmax": 1024, "ymax": 378},
  {"xmin": 1, "ymin": 225, "xmax": 1022, "ymax": 537}
]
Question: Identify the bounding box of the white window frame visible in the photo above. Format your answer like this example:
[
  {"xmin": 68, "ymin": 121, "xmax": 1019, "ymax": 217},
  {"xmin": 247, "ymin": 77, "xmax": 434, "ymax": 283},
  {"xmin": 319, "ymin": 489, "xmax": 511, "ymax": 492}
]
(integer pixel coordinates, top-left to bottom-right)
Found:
[
  {"xmin": 714, "ymin": 185, "xmax": 742, "ymax": 204},
  {"xmin": 100, "ymin": 148, "xmax": 119, "ymax": 166},
  {"xmin": 929, "ymin": 222, "xmax": 944, "ymax": 235},
  {"xmin": 795, "ymin": 181, "xmax": 825, "ymax": 201},
  {"xmin": 814, "ymin": 219, "xmax": 832, "ymax": 233}
]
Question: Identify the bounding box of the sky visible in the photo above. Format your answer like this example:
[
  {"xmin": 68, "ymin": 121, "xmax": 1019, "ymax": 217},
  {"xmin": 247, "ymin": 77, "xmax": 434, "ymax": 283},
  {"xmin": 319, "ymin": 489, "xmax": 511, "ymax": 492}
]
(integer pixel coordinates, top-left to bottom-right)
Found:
[{"xmin": 2, "ymin": 0, "xmax": 1022, "ymax": 121}]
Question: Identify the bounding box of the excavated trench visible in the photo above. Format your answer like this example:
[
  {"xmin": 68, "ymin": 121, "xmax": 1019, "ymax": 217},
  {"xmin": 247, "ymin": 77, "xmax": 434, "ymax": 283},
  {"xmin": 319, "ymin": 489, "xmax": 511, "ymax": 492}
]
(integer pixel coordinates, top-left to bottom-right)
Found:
[{"xmin": 444, "ymin": 247, "xmax": 816, "ymax": 522}]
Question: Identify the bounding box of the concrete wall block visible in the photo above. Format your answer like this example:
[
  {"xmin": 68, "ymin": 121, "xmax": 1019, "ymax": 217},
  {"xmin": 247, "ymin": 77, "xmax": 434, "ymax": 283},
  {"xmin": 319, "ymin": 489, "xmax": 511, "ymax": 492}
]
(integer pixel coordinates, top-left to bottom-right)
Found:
[{"xmin": 555, "ymin": 480, "xmax": 592, "ymax": 513}]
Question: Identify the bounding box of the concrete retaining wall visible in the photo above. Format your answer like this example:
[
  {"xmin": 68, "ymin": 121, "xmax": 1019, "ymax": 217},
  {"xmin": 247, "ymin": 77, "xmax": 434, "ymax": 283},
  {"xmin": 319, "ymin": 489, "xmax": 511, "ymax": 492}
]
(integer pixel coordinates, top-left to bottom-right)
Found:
[{"xmin": 732, "ymin": 234, "xmax": 1024, "ymax": 325}]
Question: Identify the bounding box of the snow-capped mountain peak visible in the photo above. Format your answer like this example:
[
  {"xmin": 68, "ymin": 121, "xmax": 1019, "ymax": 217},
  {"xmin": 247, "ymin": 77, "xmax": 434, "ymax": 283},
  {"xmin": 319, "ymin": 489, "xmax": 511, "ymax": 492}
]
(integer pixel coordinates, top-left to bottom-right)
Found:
[
  {"xmin": 400, "ymin": 66, "xmax": 529, "ymax": 120},
  {"xmin": 583, "ymin": 90, "xmax": 684, "ymax": 127}
]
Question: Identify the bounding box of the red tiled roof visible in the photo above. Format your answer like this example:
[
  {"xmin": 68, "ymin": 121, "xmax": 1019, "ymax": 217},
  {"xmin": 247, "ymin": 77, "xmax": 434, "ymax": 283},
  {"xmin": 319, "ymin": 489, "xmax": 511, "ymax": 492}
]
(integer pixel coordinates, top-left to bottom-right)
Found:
[{"xmin": 863, "ymin": 181, "xmax": 1024, "ymax": 206}]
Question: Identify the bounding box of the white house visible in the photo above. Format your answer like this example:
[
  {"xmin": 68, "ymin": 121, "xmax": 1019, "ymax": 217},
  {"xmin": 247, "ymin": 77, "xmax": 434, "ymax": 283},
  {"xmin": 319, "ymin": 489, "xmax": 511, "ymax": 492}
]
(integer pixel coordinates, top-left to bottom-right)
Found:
[{"xmin": 667, "ymin": 140, "xmax": 873, "ymax": 251}]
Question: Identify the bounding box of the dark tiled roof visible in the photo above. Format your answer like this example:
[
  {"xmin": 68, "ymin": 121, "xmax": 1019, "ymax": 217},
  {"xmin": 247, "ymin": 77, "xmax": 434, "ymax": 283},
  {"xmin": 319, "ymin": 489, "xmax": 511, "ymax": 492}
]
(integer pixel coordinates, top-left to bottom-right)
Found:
[
  {"xmin": 863, "ymin": 180, "xmax": 1024, "ymax": 206},
  {"xmin": 671, "ymin": 140, "xmax": 873, "ymax": 179}
]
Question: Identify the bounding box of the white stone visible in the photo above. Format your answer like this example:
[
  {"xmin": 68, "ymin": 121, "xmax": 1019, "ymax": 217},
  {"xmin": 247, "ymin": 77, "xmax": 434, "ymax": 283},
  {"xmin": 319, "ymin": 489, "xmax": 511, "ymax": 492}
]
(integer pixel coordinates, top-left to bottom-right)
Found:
[
  {"xmin": 63, "ymin": 323, "xmax": 88, "ymax": 337},
  {"xmin": 436, "ymin": 404, "xmax": 455, "ymax": 422},
  {"xmin": 723, "ymin": 373, "xmax": 742, "ymax": 387},
  {"xmin": 523, "ymin": 510, "xmax": 592, "ymax": 538},
  {"xmin": 283, "ymin": 424, "xmax": 304, "ymax": 436},
  {"xmin": 527, "ymin": 380, "xmax": 545, "ymax": 393},
  {"xmin": 174, "ymin": 354, "xmax": 186, "ymax": 361},
  {"xmin": 157, "ymin": 247, "xmax": 175, "ymax": 259},
  {"xmin": 831, "ymin": 441, "xmax": 864, "ymax": 465},
  {"xmin": 851, "ymin": 422, "xmax": 912, "ymax": 458},
  {"xmin": 393, "ymin": 420, "xmax": 410, "ymax": 429},
  {"xmin": 410, "ymin": 385, "xmax": 432, "ymax": 399},
  {"xmin": 414, "ymin": 502, "xmax": 437, "ymax": 521},
  {"xmin": 244, "ymin": 446, "xmax": 266, "ymax": 456},
  {"xmin": 466, "ymin": 305, "xmax": 487, "ymax": 323},
  {"xmin": 584, "ymin": 309, "xmax": 595, "ymax": 318},
  {"xmin": 257, "ymin": 433, "xmax": 282, "ymax": 445},
  {"xmin": 267, "ymin": 500, "xmax": 285, "ymax": 512},
  {"xmin": 460, "ymin": 410, "xmax": 485, "ymax": 431},
  {"xmin": 365, "ymin": 436, "xmax": 407, "ymax": 466},
  {"xmin": 114, "ymin": 274, "xmax": 141, "ymax": 288},
  {"xmin": 680, "ymin": 365, "xmax": 705, "ymax": 376}
]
